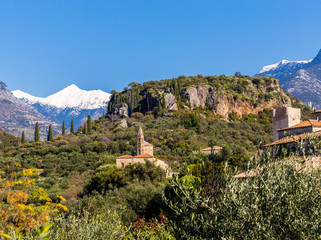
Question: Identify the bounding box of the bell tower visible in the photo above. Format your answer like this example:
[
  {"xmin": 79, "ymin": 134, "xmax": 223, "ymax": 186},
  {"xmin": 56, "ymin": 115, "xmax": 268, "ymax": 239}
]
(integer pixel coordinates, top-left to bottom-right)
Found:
[{"xmin": 137, "ymin": 126, "xmax": 144, "ymax": 155}]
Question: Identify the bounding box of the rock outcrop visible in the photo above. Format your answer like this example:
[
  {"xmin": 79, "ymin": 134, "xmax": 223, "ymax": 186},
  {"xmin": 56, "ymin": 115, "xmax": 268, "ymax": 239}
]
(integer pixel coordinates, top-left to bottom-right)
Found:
[
  {"xmin": 164, "ymin": 93, "xmax": 178, "ymax": 110},
  {"xmin": 182, "ymin": 85, "xmax": 291, "ymax": 118},
  {"xmin": 113, "ymin": 103, "xmax": 130, "ymax": 118},
  {"xmin": 183, "ymin": 86, "xmax": 210, "ymax": 108},
  {"xmin": 119, "ymin": 119, "xmax": 128, "ymax": 128}
]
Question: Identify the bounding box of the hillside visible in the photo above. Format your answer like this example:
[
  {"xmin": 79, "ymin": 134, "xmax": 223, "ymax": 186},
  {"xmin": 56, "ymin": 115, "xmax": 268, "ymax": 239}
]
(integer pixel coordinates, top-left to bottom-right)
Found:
[
  {"xmin": 0, "ymin": 127, "xmax": 19, "ymax": 151},
  {"xmin": 0, "ymin": 80, "xmax": 58, "ymax": 140},
  {"xmin": 256, "ymin": 49, "xmax": 321, "ymax": 108},
  {"xmin": 108, "ymin": 74, "xmax": 309, "ymax": 119},
  {"xmin": 0, "ymin": 74, "xmax": 312, "ymax": 236},
  {"xmin": 2, "ymin": 75, "xmax": 310, "ymax": 173}
]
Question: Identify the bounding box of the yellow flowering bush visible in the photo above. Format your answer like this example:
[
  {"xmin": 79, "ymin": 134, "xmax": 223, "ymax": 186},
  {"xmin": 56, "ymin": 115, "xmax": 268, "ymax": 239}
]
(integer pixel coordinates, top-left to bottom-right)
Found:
[{"xmin": 0, "ymin": 163, "xmax": 68, "ymax": 234}]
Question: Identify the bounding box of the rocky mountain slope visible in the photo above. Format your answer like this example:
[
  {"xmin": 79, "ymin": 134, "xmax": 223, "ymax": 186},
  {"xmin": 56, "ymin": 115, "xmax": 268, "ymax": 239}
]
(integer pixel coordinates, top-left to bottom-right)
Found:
[
  {"xmin": 256, "ymin": 49, "xmax": 321, "ymax": 108},
  {"xmin": 13, "ymin": 84, "xmax": 111, "ymax": 131},
  {"xmin": 108, "ymin": 75, "xmax": 308, "ymax": 119},
  {"xmin": 0, "ymin": 80, "xmax": 57, "ymax": 139}
]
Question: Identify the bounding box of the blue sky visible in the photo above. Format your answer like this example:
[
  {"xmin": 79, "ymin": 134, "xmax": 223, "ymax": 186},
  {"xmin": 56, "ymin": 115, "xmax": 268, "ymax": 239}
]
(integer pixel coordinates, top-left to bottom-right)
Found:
[{"xmin": 0, "ymin": 0, "xmax": 321, "ymax": 97}]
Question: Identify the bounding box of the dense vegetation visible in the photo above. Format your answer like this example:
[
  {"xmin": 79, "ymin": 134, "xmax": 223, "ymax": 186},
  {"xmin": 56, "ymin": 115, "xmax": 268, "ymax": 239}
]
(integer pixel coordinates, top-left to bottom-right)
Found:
[
  {"xmin": 108, "ymin": 74, "xmax": 309, "ymax": 117},
  {"xmin": 0, "ymin": 128, "xmax": 19, "ymax": 152},
  {"xmin": 0, "ymin": 74, "xmax": 316, "ymax": 239}
]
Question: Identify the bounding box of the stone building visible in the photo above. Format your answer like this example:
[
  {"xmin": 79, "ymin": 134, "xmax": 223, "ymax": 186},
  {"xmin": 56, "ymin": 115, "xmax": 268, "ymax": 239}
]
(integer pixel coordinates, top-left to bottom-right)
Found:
[
  {"xmin": 272, "ymin": 107, "xmax": 301, "ymax": 141},
  {"xmin": 116, "ymin": 126, "xmax": 171, "ymax": 176},
  {"xmin": 264, "ymin": 107, "xmax": 321, "ymax": 150},
  {"xmin": 137, "ymin": 126, "xmax": 153, "ymax": 156}
]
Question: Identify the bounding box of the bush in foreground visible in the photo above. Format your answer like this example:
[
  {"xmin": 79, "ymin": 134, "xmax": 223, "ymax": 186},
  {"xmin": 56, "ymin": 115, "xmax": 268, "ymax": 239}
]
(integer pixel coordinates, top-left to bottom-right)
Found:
[{"xmin": 164, "ymin": 155, "xmax": 321, "ymax": 239}]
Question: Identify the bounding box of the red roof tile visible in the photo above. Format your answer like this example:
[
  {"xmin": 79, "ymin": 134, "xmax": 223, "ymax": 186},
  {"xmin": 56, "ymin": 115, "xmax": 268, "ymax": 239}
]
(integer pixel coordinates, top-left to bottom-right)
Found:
[
  {"xmin": 117, "ymin": 155, "xmax": 133, "ymax": 159},
  {"xmin": 134, "ymin": 154, "xmax": 154, "ymax": 158},
  {"xmin": 263, "ymin": 130, "xmax": 321, "ymax": 147},
  {"xmin": 278, "ymin": 119, "xmax": 321, "ymax": 131}
]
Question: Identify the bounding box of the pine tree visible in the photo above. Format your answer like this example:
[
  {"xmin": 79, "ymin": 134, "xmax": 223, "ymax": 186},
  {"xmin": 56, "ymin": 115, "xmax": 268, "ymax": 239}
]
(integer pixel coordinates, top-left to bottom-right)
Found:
[
  {"xmin": 34, "ymin": 122, "xmax": 40, "ymax": 142},
  {"xmin": 47, "ymin": 125, "xmax": 53, "ymax": 142},
  {"xmin": 71, "ymin": 120, "xmax": 74, "ymax": 134},
  {"xmin": 87, "ymin": 114, "xmax": 92, "ymax": 133},
  {"xmin": 21, "ymin": 131, "xmax": 25, "ymax": 144},
  {"xmin": 62, "ymin": 121, "xmax": 65, "ymax": 135}
]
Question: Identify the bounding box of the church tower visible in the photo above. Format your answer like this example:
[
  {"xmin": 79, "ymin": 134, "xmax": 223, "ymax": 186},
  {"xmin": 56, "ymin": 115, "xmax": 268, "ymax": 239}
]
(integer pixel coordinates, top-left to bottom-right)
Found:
[{"xmin": 137, "ymin": 126, "xmax": 144, "ymax": 155}]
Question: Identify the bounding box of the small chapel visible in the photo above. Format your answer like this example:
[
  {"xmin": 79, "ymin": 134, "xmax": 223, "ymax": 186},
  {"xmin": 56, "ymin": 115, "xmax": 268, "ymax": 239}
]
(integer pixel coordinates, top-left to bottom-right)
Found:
[{"xmin": 116, "ymin": 126, "xmax": 171, "ymax": 176}]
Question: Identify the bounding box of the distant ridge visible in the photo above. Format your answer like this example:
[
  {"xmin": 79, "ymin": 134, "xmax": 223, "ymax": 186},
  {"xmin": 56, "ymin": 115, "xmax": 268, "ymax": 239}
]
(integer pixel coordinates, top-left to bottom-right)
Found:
[
  {"xmin": 0, "ymin": 80, "xmax": 56, "ymax": 140},
  {"xmin": 256, "ymin": 49, "xmax": 321, "ymax": 108},
  {"xmin": 12, "ymin": 84, "xmax": 111, "ymax": 131},
  {"xmin": 13, "ymin": 84, "xmax": 111, "ymax": 110}
]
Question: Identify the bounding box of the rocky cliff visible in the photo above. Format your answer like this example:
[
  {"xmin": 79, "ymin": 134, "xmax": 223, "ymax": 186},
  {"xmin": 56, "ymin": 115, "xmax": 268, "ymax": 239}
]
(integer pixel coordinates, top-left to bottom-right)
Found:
[
  {"xmin": 181, "ymin": 83, "xmax": 291, "ymax": 118},
  {"xmin": 108, "ymin": 75, "xmax": 302, "ymax": 119}
]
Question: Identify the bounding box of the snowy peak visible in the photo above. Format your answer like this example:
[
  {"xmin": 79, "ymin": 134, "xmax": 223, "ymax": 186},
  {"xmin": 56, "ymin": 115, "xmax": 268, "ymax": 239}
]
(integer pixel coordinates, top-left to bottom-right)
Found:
[
  {"xmin": 257, "ymin": 59, "xmax": 313, "ymax": 75},
  {"xmin": 255, "ymin": 49, "xmax": 321, "ymax": 109},
  {"xmin": 12, "ymin": 90, "xmax": 45, "ymax": 104},
  {"xmin": 12, "ymin": 84, "xmax": 111, "ymax": 110}
]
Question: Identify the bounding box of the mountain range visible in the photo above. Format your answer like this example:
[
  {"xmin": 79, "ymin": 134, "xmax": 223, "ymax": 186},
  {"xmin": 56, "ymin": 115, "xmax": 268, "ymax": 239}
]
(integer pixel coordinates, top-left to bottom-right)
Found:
[
  {"xmin": 12, "ymin": 84, "xmax": 111, "ymax": 138},
  {"xmin": 0, "ymin": 80, "xmax": 111, "ymax": 140},
  {"xmin": 256, "ymin": 49, "xmax": 321, "ymax": 109},
  {"xmin": 0, "ymin": 80, "xmax": 56, "ymax": 140}
]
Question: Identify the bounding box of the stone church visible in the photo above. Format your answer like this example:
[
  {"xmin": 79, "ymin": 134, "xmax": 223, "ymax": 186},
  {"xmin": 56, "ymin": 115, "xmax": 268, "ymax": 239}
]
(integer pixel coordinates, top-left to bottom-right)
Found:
[{"xmin": 116, "ymin": 126, "xmax": 171, "ymax": 176}]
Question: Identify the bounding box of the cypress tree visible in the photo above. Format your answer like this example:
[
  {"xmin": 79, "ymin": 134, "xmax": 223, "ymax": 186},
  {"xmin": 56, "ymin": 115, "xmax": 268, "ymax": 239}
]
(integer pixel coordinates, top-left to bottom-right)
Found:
[
  {"xmin": 62, "ymin": 121, "xmax": 65, "ymax": 135},
  {"xmin": 21, "ymin": 131, "xmax": 25, "ymax": 144},
  {"xmin": 87, "ymin": 114, "xmax": 92, "ymax": 133},
  {"xmin": 35, "ymin": 122, "xmax": 40, "ymax": 142},
  {"xmin": 71, "ymin": 120, "xmax": 74, "ymax": 134},
  {"xmin": 82, "ymin": 123, "xmax": 87, "ymax": 134},
  {"xmin": 161, "ymin": 95, "xmax": 166, "ymax": 108},
  {"xmin": 48, "ymin": 124, "xmax": 53, "ymax": 142},
  {"xmin": 158, "ymin": 100, "xmax": 162, "ymax": 111}
]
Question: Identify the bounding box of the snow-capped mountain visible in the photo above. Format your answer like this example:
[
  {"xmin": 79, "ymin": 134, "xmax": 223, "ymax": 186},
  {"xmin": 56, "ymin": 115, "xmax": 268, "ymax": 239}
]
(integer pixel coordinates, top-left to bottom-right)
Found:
[
  {"xmin": 256, "ymin": 49, "xmax": 321, "ymax": 108},
  {"xmin": 257, "ymin": 59, "xmax": 313, "ymax": 78},
  {"xmin": 13, "ymin": 84, "xmax": 111, "ymax": 110},
  {"xmin": 12, "ymin": 84, "xmax": 111, "ymax": 131}
]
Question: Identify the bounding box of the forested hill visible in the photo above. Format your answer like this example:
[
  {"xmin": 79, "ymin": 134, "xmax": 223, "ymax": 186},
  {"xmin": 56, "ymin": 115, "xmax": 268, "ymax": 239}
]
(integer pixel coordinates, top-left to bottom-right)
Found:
[
  {"xmin": 108, "ymin": 74, "xmax": 309, "ymax": 119},
  {"xmin": 0, "ymin": 74, "xmax": 312, "ymax": 233}
]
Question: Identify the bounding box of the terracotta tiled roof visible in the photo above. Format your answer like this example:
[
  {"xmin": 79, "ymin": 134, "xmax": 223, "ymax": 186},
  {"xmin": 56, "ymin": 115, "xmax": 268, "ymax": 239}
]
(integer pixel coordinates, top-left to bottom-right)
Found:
[
  {"xmin": 134, "ymin": 154, "xmax": 154, "ymax": 158},
  {"xmin": 278, "ymin": 119, "xmax": 321, "ymax": 131},
  {"xmin": 201, "ymin": 146, "xmax": 222, "ymax": 151},
  {"xmin": 263, "ymin": 130, "xmax": 321, "ymax": 147},
  {"xmin": 116, "ymin": 155, "xmax": 133, "ymax": 159}
]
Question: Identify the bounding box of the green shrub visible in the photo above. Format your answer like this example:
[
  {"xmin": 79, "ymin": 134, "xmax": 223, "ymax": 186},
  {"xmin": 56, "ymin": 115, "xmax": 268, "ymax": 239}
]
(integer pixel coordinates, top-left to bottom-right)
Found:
[
  {"xmin": 49, "ymin": 211, "xmax": 126, "ymax": 240},
  {"xmin": 164, "ymin": 155, "xmax": 321, "ymax": 239}
]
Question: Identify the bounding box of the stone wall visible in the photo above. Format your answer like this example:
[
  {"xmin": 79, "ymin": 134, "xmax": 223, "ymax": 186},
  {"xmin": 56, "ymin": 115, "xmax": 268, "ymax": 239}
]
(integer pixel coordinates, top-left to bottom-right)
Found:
[{"xmin": 272, "ymin": 107, "xmax": 301, "ymax": 141}]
